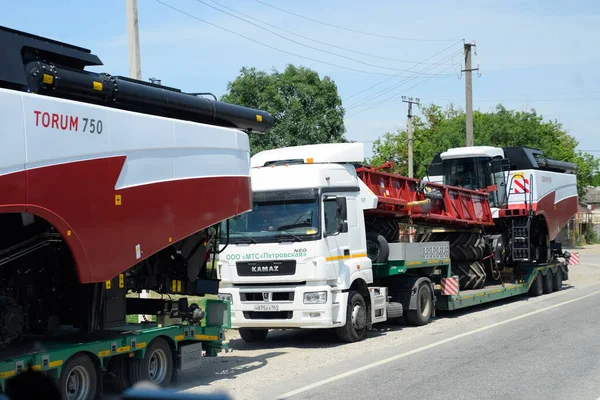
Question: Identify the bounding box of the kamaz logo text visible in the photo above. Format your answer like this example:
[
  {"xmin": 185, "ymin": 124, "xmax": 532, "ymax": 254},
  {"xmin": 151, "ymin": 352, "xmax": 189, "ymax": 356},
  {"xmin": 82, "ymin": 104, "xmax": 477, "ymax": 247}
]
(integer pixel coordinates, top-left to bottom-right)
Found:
[{"xmin": 251, "ymin": 266, "xmax": 279, "ymax": 272}]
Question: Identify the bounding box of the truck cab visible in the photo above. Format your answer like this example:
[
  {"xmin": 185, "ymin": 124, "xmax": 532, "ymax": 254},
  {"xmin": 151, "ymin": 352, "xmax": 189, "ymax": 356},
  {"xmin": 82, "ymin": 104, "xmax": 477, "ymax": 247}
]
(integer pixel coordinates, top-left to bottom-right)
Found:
[{"xmin": 216, "ymin": 143, "xmax": 381, "ymax": 342}]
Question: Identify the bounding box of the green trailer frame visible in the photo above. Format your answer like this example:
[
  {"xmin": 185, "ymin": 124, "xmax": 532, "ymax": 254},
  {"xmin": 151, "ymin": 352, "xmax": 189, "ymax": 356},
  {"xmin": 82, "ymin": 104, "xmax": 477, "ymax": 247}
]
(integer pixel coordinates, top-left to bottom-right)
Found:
[
  {"xmin": 372, "ymin": 241, "xmax": 569, "ymax": 313},
  {"xmin": 0, "ymin": 297, "xmax": 231, "ymax": 394}
]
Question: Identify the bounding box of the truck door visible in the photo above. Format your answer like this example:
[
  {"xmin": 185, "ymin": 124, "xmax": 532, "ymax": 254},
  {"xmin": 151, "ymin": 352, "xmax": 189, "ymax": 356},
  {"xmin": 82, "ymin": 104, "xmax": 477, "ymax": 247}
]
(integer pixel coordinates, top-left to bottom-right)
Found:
[{"xmin": 323, "ymin": 195, "xmax": 350, "ymax": 263}]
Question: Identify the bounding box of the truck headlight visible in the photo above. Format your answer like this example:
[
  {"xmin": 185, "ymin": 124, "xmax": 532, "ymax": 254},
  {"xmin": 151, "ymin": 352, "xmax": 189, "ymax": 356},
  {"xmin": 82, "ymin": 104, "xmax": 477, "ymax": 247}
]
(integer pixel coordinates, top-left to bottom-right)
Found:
[
  {"xmin": 303, "ymin": 291, "xmax": 327, "ymax": 304},
  {"xmin": 218, "ymin": 293, "xmax": 233, "ymax": 304}
]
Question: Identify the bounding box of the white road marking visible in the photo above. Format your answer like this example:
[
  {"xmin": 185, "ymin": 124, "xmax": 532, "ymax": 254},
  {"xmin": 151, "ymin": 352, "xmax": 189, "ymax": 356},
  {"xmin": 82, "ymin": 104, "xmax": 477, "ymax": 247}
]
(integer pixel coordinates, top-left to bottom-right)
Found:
[{"xmin": 277, "ymin": 289, "xmax": 600, "ymax": 399}]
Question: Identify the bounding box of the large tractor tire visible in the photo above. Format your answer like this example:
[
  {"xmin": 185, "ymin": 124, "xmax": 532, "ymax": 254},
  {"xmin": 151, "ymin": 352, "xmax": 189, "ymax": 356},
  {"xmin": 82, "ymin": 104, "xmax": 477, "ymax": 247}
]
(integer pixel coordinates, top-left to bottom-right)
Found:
[
  {"xmin": 430, "ymin": 232, "xmax": 485, "ymax": 261},
  {"xmin": 451, "ymin": 260, "xmax": 486, "ymax": 290},
  {"xmin": 448, "ymin": 232, "xmax": 486, "ymax": 261}
]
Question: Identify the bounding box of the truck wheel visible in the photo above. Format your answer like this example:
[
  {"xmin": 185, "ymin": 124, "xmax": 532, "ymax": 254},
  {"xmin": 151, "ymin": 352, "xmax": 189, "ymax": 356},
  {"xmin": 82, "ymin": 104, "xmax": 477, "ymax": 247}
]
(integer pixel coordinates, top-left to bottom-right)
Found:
[
  {"xmin": 529, "ymin": 272, "xmax": 543, "ymax": 296},
  {"xmin": 553, "ymin": 269, "xmax": 563, "ymax": 292},
  {"xmin": 58, "ymin": 353, "xmax": 98, "ymax": 400},
  {"xmin": 107, "ymin": 356, "xmax": 132, "ymax": 393},
  {"xmin": 336, "ymin": 291, "xmax": 367, "ymax": 343},
  {"xmin": 129, "ymin": 337, "xmax": 173, "ymax": 387},
  {"xmin": 366, "ymin": 232, "xmax": 389, "ymax": 263},
  {"xmin": 543, "ymin": 271, "xmax": 554, "ymax": 294},
  {"xmin": 405, "ymin": 282, "xmax": 433, "ymax": 326},
  {"xmin": 239, "ymin": 328, "xmax": 269, "ymax": 342}
]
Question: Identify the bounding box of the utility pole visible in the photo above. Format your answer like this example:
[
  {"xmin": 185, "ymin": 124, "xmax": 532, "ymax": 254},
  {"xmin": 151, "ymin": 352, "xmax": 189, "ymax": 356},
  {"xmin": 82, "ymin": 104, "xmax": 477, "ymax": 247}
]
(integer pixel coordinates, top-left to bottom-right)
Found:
[
  {"xmin": 463, "ymin": 42, "xmax": 478, "ymax": 147},
  {"xmin": 402, "ymin": 96, "xmax": 420, "ymax": 178},
  {"xmin": 126, "ymin": 0, "xmax": 142, "ymax": 80},
  {"xmin": 126, "ymin": 0, "xmax": 147, "ymax": 319}
]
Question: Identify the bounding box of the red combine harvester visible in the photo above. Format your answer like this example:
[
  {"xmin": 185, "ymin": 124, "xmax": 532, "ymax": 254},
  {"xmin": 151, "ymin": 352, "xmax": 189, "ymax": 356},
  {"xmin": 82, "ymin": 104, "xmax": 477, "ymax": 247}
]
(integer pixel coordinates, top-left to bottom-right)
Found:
[
  {"xmin": 358, "ymin": 145, "xmax": 578, "ymax": 290},
  {"xmin": 0, "ymin": 26, "xmax": 272, "ymax": 398}
]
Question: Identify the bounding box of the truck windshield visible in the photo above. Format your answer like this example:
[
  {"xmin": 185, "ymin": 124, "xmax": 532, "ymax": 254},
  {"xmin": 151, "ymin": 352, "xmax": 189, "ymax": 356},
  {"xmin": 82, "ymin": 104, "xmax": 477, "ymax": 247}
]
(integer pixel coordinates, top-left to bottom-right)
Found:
[{"xmin": 220, "ymin": 199, "xmax": 320, "ymax": 244}]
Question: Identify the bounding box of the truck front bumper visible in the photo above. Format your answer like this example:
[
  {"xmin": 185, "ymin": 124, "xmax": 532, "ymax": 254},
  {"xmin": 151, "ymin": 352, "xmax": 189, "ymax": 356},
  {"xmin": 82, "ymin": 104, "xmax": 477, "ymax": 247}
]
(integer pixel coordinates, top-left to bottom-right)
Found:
[{"xmin": 220, "ymin": 285, "xmax": 345, "ymax": 329}]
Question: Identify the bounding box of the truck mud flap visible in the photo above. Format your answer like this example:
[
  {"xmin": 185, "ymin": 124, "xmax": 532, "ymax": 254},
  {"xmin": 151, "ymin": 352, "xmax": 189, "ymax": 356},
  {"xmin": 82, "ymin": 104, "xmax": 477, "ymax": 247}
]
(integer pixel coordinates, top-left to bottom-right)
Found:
[{"xmin": 179, "ymin": 342, "xmax": 204, "ymax": 372}]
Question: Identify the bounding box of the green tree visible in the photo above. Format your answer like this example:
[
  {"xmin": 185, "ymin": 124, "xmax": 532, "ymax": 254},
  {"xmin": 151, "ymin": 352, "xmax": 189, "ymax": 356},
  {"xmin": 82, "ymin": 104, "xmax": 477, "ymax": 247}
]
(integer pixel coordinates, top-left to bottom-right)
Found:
[
  {"xmin": 220, "ymin": 65, "xmax": 346, "ymax": 155},
  {"xmin": 371, "ymin": 104, "xmax": 599, "ymax": 198}
]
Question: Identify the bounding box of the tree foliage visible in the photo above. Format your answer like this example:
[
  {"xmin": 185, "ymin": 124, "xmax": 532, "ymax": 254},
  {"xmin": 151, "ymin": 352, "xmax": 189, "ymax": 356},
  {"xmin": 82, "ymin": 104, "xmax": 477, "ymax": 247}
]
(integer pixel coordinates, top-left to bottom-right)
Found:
[
  {"xmin": 220, "ymin": 65, "xmax": 346, "ymax": 155},
  {"xmin": 370, "ymin": 104, "xmax": 599, "ymax": 198}
]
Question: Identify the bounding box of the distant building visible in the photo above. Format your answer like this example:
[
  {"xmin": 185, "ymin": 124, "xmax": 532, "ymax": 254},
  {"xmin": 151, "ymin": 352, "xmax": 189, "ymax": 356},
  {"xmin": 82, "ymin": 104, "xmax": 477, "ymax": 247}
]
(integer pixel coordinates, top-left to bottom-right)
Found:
[{"xmin": 583, "ymin": 186, "xmax": 600, "ymax": 238}]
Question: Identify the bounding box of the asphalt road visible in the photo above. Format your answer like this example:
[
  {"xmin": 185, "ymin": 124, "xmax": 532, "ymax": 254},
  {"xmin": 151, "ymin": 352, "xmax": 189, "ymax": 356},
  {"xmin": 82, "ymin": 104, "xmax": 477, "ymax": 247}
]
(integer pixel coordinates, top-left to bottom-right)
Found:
[
  {"xmin": 269, "ymin": 284, "xmax": 600, "ymax": 400},
  {"xmin": 168, "ymin": 246, "xmax": 600, "ymax": 400}
]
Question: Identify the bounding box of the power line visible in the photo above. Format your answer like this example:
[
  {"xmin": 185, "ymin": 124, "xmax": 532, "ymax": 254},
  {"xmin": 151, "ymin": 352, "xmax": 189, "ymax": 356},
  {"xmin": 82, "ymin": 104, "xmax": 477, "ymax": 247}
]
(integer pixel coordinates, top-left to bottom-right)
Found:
[
  {"xmin": 255, "ymin": 0, "xmax": 461, "ymax": 42},
  {"xmin": 155, "ymin": 0, "xmax": 451, "ymax": 78},
  {"xmin": 346, "ymin": 50, "xmax": 462, "ymax": 111},
  {"xmin": 205, "ymin": 0, "xmax": 454, "ymax": 66},
  {"xmin": 194, "ymin": 0, "xmax": 454, "ymax": 76},
  {"xmin": 349, "ymin": 62, "xmax": 457, "ymax": 117},
  {"xmin": 343, "ymin": 40, "xmax": 463, "ymax": 101}
]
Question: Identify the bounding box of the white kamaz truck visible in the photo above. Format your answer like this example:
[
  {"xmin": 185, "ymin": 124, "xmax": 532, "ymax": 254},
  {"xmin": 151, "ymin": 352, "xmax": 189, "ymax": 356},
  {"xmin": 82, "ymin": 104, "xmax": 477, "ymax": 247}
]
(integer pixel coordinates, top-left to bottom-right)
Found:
[{"xmin": 216, "ymin": 142, "xmax": 576, "ymax": 343}]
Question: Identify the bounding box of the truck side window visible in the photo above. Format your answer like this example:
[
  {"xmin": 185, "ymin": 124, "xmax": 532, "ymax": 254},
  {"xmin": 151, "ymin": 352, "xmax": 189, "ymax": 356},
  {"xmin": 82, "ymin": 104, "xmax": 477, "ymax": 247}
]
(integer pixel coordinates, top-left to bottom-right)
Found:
[{"xmin": 323, "ymin": 199, "xmax": 338, "ymax": 236}]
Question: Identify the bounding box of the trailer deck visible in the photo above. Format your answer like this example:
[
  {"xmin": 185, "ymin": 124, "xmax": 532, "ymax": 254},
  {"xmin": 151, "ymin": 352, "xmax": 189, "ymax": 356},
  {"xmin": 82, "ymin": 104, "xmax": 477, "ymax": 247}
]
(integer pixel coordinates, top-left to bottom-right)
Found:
[
  {"xmin": 0, "ymin": 298, "xmax": 231, "ymax": 392},
  {"xmin": 372, "ymin": 241, "xmax": 569, "ymax": 313}
]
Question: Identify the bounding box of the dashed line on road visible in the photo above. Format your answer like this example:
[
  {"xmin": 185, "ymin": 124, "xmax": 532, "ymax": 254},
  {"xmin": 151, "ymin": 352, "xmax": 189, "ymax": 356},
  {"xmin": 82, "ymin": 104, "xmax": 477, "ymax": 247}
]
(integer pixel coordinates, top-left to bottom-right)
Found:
[{"xmin": 277, "ymin": 289, "xmax": 600, "ymax": 399}]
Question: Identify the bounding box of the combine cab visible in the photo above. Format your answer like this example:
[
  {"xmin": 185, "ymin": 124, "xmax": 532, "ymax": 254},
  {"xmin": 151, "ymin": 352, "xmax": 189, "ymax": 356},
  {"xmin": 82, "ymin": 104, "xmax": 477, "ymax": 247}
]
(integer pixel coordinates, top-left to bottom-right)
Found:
[{"xmin": 417, "ymin": 145, "xmax": 578, "ymax": 289}]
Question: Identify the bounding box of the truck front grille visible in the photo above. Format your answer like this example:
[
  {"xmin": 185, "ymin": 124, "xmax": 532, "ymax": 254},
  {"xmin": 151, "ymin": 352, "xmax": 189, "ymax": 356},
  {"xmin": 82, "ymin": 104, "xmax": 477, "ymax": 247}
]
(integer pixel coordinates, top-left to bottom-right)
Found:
[
  {"xmin": 241, "ymin": 292, "xmax": 295, "ymax": 302},
  {"xmin": 243, "ymin": 311, "xmax": 293, "ymax": 320}
]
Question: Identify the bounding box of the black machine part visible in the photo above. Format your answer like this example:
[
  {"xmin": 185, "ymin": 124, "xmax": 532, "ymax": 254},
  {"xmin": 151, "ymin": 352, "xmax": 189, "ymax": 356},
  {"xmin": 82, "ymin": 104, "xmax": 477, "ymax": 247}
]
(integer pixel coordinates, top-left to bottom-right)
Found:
[
  {"xmin": 125, "ymin": 297, "xmax": 205, "ymax": 324},
  {"xmin": 0, "ymin": 296, "xmax": 25, "ymax": 349},
  {"xmin": 0, "ymin": 25, "xmax": 273, "ymax": 133}
]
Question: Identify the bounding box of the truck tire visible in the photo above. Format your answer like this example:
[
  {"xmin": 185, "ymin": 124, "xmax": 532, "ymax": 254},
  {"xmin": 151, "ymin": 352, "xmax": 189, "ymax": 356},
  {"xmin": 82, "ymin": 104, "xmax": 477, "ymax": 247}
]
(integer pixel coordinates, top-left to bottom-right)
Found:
[
  {"xmin": 553, "ymin": 269, "xmax": 563, "ymax": 292},
  {"xmin": 58, "ymin": 353, "xmax": 98, "ymax": 400},
  {"xmin": 129, "ymin": 337, "xmax": 173, "ymax": 387},
  {"xmin": 366, "ymin": 232, "xmax": 389, "ymax": 263},
  {"xmin": 405, "ymin": 282, "xmax": 433, "ymax": 326},
  {"xmin": 107, "ymin": 356, "xmax": 132, "ymax": 393},
  {"xmin": 451, "ymin": 260, "xmax": 486, "ymax": 290},
  {"xmin": 239, "ymin": 328, "xmax": 269, "ymax": 342},
  {"xmin": 336, "ymin": 291, "xmax": 367, "ymax": 343},
  {"xmin": 529, "ymin": 272, "xmax": 543, "ymax": 296},
  {"xmin": 543, "ymin": 271, "xmax": 554, "ymax": 294}
]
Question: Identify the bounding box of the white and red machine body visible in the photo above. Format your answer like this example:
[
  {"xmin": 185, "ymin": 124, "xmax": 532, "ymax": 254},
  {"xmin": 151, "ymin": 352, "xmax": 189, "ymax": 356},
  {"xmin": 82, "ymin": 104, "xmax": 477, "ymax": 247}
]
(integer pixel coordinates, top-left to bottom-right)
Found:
[
  {"xmin": 0, "ymin": 88, "xmax": 254, "ymax": 283},
  {"xmin": 0, "ymin": 25, "xmax": 273, "ymax": 347},
  {"xmin": 438, "ymin": 146, "xmax": 578, "ymax": 241}
]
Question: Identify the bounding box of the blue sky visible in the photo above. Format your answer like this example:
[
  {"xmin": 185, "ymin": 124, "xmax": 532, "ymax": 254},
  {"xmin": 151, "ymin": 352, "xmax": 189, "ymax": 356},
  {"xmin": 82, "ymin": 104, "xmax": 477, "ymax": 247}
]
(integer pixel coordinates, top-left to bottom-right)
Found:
[{"xmin": 3, "ymin": 0, "xmax": 599, "ymax": 159}]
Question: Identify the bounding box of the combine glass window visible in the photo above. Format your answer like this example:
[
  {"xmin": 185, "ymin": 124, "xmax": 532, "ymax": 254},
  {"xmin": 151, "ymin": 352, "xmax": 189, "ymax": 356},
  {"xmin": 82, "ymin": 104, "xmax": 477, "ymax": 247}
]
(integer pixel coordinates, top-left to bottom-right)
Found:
[{"xmin": 443, "ymin": 157, "xmax": 500, "ymax": 206}]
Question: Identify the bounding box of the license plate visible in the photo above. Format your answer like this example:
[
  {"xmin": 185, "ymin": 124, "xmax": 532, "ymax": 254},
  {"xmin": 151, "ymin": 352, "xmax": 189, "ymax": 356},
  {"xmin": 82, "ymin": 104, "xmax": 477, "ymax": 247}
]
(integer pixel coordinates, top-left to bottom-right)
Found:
[{"xmin": 253, "ymin": 304, "xmax": 279, "ymax": 312}]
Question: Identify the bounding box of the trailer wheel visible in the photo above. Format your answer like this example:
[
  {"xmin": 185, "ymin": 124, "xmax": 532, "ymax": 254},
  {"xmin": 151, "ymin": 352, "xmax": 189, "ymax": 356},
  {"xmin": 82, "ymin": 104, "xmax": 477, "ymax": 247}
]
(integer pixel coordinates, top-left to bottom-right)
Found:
[
  {"xmin": 405, "ymin": 282, "xmax": 433, "ymax": 326},
  {"xmin": 239, "ymin": 328, "xmax": 269, "ymax": 342},
  {"xmin": 366, "ymin": 232, "xmax": 389, "ymax": 263},
  {"xmin": 336, "ymin": 291, "xmax": 367, "ymax": 343},
  {"xmin": 553, "ymin": 269, "xmax": 563, "ymax": 292},
  {"xmin": 529, "ymin": 272, "xmax": 544, "ymax": 296},
  {"xmin": 543, "ymin": 271, "xmax": 554, "ymax": 294},
  {"xmin": 107, "ymin": 356, "xmax": 132, "ymax": 393},
  {"xmin": 58, "ymin": 353, "xmax": 97, "ymax": 400},
  {"xmin": 129, "ymin": 337, "xmax": 173, "ymax": 387}
]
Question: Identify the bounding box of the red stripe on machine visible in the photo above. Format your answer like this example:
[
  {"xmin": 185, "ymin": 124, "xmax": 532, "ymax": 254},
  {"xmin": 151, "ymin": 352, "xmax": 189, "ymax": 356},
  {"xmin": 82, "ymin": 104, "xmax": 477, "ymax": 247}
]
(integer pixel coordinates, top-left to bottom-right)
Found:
[{"xmin": 514, "ymin": 179, "xmax": 530, "ymax": 194}]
